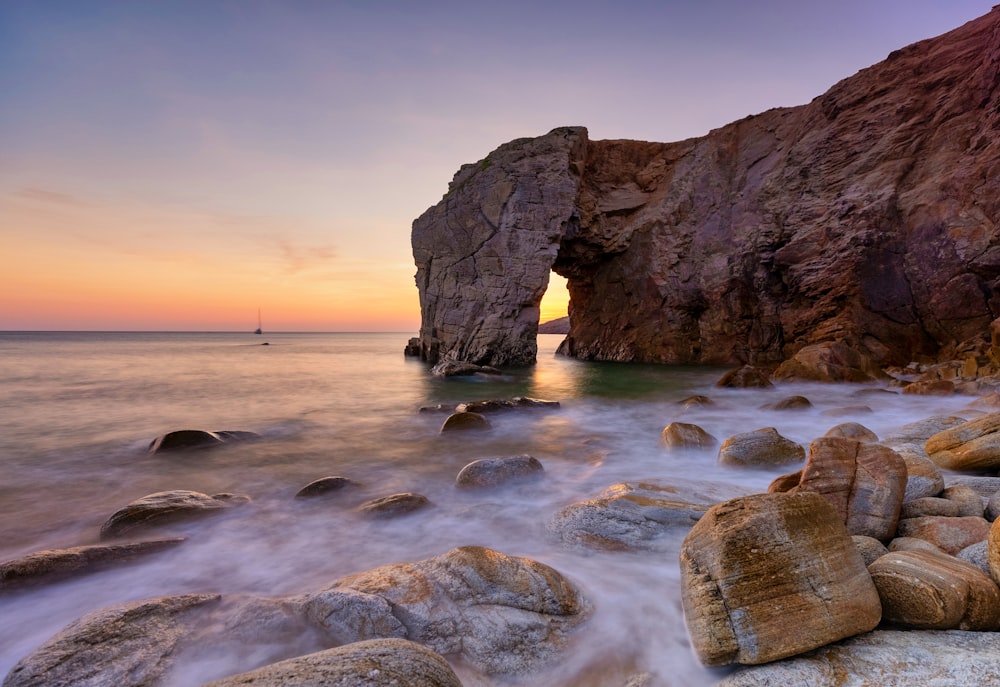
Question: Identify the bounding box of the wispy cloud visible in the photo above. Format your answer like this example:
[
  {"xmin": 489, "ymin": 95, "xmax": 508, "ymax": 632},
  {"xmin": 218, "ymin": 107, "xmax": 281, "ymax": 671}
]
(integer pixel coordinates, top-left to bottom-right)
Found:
[{"xmin": 13, "ymin": 187, "xmax": 92, "ymax": 207}]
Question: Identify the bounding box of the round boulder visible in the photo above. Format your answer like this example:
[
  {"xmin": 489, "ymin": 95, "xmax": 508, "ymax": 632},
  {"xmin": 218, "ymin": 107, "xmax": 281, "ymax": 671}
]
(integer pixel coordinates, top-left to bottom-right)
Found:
[
  {"xmin": 100, "ymin": 491, "xmax": 251, "ymax": 539},
  {"xmin": 294, "ymin": 476, "xmax": 360, "ymax": 499},
  {"xmin": 715, "ymin": 365, "xmax": 773, "ymax": 388},
  {"xmin": 926, "ymin": 412, "xmax": 1000, "ymax": 472},
  {"xmin": 717, "ymin": 427, "xmax": 804, "ymax": 467},
  {"xmin": 440, "ymin": 411, "xmax": 491, "ymax": 432},
  {"xmin": 661, "ymin": 422, "xmax": 718, "ymax": 450},
  {"xmin": 896, "ymin": 516, "xmax": 991, "ymax": 555},
  {"xmin": 455, "ymin": 455, "xmax": 544, "ymax": 488},
  {"xmin": 356, "ymin": 493, "xmax": 430, "ymax": 518},
  {"xmin": 202, "ymin": 639, "xmax": 463, "ymax": 687},
  {"xmin": 824, "ymin": 422, "xmax": 879, "ymax": 443}
]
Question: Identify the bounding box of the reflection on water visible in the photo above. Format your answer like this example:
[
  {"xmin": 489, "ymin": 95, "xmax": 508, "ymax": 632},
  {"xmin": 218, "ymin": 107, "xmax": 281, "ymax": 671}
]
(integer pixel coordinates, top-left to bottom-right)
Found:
[{"xmin": 0, "ymin": 332, "xmax": 983, "ymax": 686}]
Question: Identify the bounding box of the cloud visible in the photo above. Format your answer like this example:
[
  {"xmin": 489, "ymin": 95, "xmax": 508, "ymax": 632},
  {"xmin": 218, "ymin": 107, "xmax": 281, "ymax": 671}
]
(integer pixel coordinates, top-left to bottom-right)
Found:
[
  {"xmin": 275, "ymin": 238, "xmax": 337, "ymax": 275},
  {"xmin": 13, "ymin": 187, "xmax": 92, "ymax": 207}
]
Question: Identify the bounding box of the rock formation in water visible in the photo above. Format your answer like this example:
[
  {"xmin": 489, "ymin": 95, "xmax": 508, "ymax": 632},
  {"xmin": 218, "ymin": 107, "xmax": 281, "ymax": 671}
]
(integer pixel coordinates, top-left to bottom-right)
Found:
[{"xmin": 411, "ymin": 8, "xmax": 1000, "ymax": 369}]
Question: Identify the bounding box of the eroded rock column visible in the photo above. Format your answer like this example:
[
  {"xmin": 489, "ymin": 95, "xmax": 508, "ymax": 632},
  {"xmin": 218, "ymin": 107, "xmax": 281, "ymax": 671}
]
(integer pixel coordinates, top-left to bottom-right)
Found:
[{"xmin": 411, "ymin": 127, "xmax": 587, "ymax": 367}]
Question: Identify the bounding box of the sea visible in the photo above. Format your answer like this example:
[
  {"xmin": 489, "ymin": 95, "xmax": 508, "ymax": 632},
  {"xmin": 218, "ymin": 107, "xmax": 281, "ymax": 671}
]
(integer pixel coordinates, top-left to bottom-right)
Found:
[{"xmin": 0, "ymin": 331, "xmax": 981, "ymax": 686}]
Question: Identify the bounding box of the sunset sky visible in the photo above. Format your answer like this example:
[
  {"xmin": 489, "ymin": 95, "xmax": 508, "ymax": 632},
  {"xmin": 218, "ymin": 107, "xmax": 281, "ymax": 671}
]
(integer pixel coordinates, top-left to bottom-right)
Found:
[{"xmin": 1, "ymin": 1, "xmax": 994, "ymax": 332}]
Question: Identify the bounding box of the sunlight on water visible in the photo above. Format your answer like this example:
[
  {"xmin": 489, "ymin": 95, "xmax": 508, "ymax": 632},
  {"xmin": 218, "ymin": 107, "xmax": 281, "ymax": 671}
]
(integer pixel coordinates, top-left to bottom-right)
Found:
[{"xmin": 0, "ymin": 332, "xmax": 982, "ymax": 686}]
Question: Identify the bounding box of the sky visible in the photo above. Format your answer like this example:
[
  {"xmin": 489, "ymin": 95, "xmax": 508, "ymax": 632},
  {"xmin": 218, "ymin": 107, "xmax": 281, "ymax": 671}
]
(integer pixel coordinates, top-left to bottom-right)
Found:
[{"xmin": 1, "ymin": 0, "xmax": 995, "ymax": 332}]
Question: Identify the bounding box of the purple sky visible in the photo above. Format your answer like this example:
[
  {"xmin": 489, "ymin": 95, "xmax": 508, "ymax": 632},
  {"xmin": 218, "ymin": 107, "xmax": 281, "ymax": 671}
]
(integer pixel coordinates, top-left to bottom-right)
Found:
[{"xmin": 1, "ymin": 1, "xmax": 995, "ymax": 330}]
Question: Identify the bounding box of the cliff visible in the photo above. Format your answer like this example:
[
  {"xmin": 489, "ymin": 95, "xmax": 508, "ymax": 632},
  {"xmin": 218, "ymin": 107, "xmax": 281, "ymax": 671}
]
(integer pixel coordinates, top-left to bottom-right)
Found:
[{"xmin": 411, "ymin": 8, "xmax": 1000, "ymax": 371}]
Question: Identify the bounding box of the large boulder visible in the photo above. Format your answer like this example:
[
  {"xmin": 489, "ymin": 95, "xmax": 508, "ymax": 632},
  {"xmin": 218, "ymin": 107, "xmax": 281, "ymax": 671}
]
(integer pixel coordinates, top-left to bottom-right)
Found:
[
  {"xmin": 0, "ymin": 538, "xmax": 184, "ymax": 590},
  {"xmin": 202, "ymin": 639, "xmax": 463, "ymax": 687},
  {"xmin": 772, "ymin": 342, "xmax": 885, "ymax": 382},
  {"xmin": 717, "ymin": 427, "xmax": 804, "ymax": 467},
  {"xmin": 868, "ymin": 548, "xmax": 1000, "ymax": 630},
  {"xmin": 99, "ymin": 490, "xmax": 250, "ymax": 539},
  {"xmin": 298, "ymin": 546, "xmax": 588, "ymax": 675},
  {"xmin": 770, "ymin": 437, "xmax": 906, "ymax": 541},
  {"xmin": 550, "ymin": 482, "xmax": 712, "ymax": 551},
  {"xmin": 926, "ymin": 412, "xmax": 1000, "ymax": 471},
  {"xmin": 896, "ymin": 515, "xmax": 991, "ymax": 555},
  {"xmin": 2, "ymin": 594, "xmax": 221, "ymax": 687},
  {"xmin": 716, "ymin": 630, "xmax": 1000, "ymax": 686},
  {"xmin": 679, "ymin": 492, "xmax": 881, "ymax": 666}
]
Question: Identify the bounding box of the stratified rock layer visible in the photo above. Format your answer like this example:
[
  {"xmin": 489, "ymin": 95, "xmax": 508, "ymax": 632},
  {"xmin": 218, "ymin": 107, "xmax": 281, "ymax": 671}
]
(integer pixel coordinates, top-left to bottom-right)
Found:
[{"xmin": 412, "ymin": 9, "xmax": 1000, "ymax": 368}]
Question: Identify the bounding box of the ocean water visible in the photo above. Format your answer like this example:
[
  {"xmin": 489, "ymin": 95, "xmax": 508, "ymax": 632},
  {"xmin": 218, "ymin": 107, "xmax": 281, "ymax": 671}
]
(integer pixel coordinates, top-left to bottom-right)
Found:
[{"xmin": 0, "ymin": 331, "xmax": 980, "ymax": 686}]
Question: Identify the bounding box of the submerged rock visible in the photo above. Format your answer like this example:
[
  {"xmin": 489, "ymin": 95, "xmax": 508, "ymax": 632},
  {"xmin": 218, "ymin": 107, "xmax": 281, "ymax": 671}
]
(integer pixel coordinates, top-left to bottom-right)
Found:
[
  {"xmin": 660, "ymin": 422, "xmax": 718, "ymax": 450},
  {"xmin": 202, "ymin": 638, "xmax": 463, "ymax": 687},
  {"xmin": 147, "ymin": 429, "xmax": 259, "ymax": 454},
  {"xmin": 440, "ymin": 411, "xmax": 491, "ymax": 432},
  {"xmin": 299, "ymin": 545, "xmax": 588, "ymax": 675},
  {"xmin": 294, "ymin": 476, "xmax": 361, "ymax": 499},
  {"xmin": 0, "ymin": 539, "xmax": 185, "ymax": 590},
  {"xmin": 455, "ymin": 455, "xmax": 544, "ymax": 488},
  {"xmin": 430, "ymin": 361, "xmax": 503, "ymax": 377},
  {"xmin": 551, "ymin": 482, "xmax": 711, "ymax": 551},
  {"xmin": 356, "ymin": 493, "xmax": 431, "ymax": 518},
  {"xmin": 456, "ymin": 397, "xmax": 560, "ymax": 413},
  {"xmin": 680, "ymin": 492, "xmax": 881, "ymax": 666},
  {"xmin": 99, "ymin": 490, "xmax": 251, "ymax": 539}
]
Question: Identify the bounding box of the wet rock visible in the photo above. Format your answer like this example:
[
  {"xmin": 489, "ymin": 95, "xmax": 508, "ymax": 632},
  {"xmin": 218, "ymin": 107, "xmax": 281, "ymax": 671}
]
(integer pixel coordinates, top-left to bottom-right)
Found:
[
  {"xmin": 900, "ymin": 497, "xmax": 962, "ymax": 519},
  {"xmin": 717, "ymin": 427, "xmax": 804, "ymax": 467},
  {"xmin": 852, "ymin": 535, "xmax": 889, "ymax": 566},
  {"xmin": 202, "ymin": 638, "xmax": 463, "ymax": 687},
  {"xmin": 716, "ymin": 630, "xmax": 1000, "ymax": 687},
  {"xmin": 455, "ymin": 455, "xmax": 544, "ymax": 488},
  {"xmin": 2, "ymin": 593, "xmax": 220, "ymax": 687},
  {"xmin": 896, "ymin": 516, "xmax": 990, "ymax": 555},
  {"xmin": 0, "ymin": 538, "xmax": 185, "ymax": 590},
  {"xmin": 868, "ymin": 548, "xmax": 1000, "ymax": 630},
  {"xmin": 770, "ymin": 437, "xmax": 906, "ymax": 541},
  {"xmin": 926, "ymin": 412, "xmax": 1000, "ymax": 472},
  {"xmin": 824, "ymin": 422, "xmax": 878, "ymax": 442},
  {"xmin": 771, "ymin": 342, "xmax": 884, "ymax": 383},
  {"xmin": 678, "ymin": 394, "xmax": 714, "ymax": 408},
  {"xmin": 679, "ymin": 492, "xmax": 881, "ymax": 667},
  {"xmin": 888, "ymin": 537, "xmax": 945, "ymax": 554},
  {"xmin": 299, "ymin": 546, "xmax": 587, "ymax": 675},
  {"xmin": 902, "ymin": 379, "xmax": 956, "ymax": 396},
  {"xmin": 820, "ymin": 405, "xmax": 873, "ymax": 416},
  {"xmin": 294, "ymin": 476, "xmax": 361, "ymax": 499},
  {"xmin": 430, "ymin": 361, "xmax": 503, "ymax": 377},
  {"xmin": 147, "ymin": 429, "xmax": 222, "ymax": 453},
  {"xmin": 715, "ymin": 366, "xmax": 773, "ymax": 388},
  {"xmin": 456, "ymin": 397, "xmax": 560, "ymax": 413},
  {"xmin": 99, "ymin": 490, "xmax": 251, "ymax": 540},
  {"xmin": 551, "ymin": 482, "xmax": 712, "ymax": 551},
  {"xmin": 660, "ymin": 422, "xmax": 717, "ymax": 450},
  {"xmin": 356, "ymin": 493, "xmax": 431, "ymax": 519},
  {"xmin": 440, "ymin": 411, "xmax": 491, "ymax": 432},
  {"xmin": 760, "ymin": 395, "xmax": 811, "ymax": 411},
  {"xmin": 957, "ymin": 541, "xmax": 991, "ymax": 577},
  {"xmin": 942, "ymin": 484, "xmax": 986, "ymax": 518}
]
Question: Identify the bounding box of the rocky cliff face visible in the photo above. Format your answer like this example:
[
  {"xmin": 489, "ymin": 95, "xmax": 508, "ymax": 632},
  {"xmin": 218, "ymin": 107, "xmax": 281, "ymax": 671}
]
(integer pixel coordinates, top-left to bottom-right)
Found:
[{"xmin": 412, "ymin": 8, "xmax": 1000, "ymax": 368}]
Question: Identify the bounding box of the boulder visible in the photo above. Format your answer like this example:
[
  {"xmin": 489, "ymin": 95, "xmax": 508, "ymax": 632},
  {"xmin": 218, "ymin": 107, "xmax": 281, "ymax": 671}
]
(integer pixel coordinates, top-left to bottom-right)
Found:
[
  {"xmin": 2, "ymin": 594, "xmax": 221, "ymax": 687},
  {"xmin": 430, "ymin": 361, "xmax": 502, "ymax": 377},
  {"xmin": 294, "ymin": 476, "xmax": 360, "ymax": 499},
  {"xmin": 679, "ymin": 492, "xmax": 881, "ymax": 666},
  {"xmin": 717, "ymin": 427, "xmax": 804, "ymax": 467},
  {"xmin": 440, "ymin": 411, "xmax": 491, "ymax": 432},
  {"xmin": 771, "ymin": 342, "xmax": 884, "ymax": 383},
  {"xmin": 926, "ymin": 412, "xmax": 1000, "ymax": 471},
  {"xmin": 455, "ymin": 397, "xmax": 560, "ymax": 413},
  {"xmin": 948, "ymin": 475, "xmax": 1000, "ymax": 500},
  {"xmin": 868, "ymin": 548, "xmax": 1000, "ymax": 630},
  {"xmin": 0, "ymin": 538, "xmax": 185, "ymax": 590},
  {"xmin": 455, "ymin": 455, "xmax": 544, "ymax": 488},
  {"xmin": 942, "ymin": 484, "xmax": 986, "ymax": 517},
  {"xmin": 202, "ymin": 639, "xmax": 463, "ymax": 687},
  {"xmin": 888, "ymin": 537, "xmax": 945, "ymax": 554},
  {"xmin": 770, "ymin": 437, "xmax": 907, "ymax": 541},
  {"xmin": 989, "ymin": 490, "xmax": 1000, "ymax": 521},
  {"xmin": 356, "ymin": 493, "xmax": 430, "ymax": 518},
  {"xmin": 715, "ymin": 366, "xmax": 773, "ymax": 388},
  {"xmin": 900, "ymin": 497, "xmax": 962, "ymax": 519},
  {"xmin": 99, "ymin": 490, "xmax": 250, "ymax": 539},
  {"xmin": 551, "ymin": 482, "xmax": 711, "ymax": 551},
  {"xmin": 989, "ymin": 516, "xmax": 1000, "ymax": 585},
  {"xmin": 660, "ymin": 422, "xmax": 717, "ymax": 450},
  {"xmin": 678, "ymin": 394, "xmax": 714, "ymax": 408},
  {"xmin": 901, "ymin": 379, "xmax": 956, "ymax": 395},
  {"xmin": 824, "ymin": 422, "xmax": 879, "ymax": 442},
  {"xmin": 852, "ymin": 535, "xmax": 889, "ymax": 566},
  {"xmin": 896, "ymin": 516, "xmax": 990, "ymax": 555},
  {"xmin": 299, "ymin": 546, "xmax": 588, "ymax": 674},
  {"xmin": 147, "ymin": 429, "xmax": 259, "ymax": 454},
  {"xmin": 881, "ymin": 418, "xmax": 957, "ymax": 500},
  {"xmin": 716, "ymin": 630, "xmax": 1000, "ymax": 687},
  {"xmin": 957, "ymin": 541, "xmax": 991, "ymax": 577},
  {"xmin": 760, "ymin": 395, "xmax": 811, "ymax": 411}
]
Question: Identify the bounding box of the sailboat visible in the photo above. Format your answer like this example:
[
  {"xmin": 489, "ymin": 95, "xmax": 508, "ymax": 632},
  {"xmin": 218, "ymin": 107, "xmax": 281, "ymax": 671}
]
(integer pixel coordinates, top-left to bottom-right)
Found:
[{"xmin": 254, "ymin": 308, "xmax": 263, "ymax": 335}]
